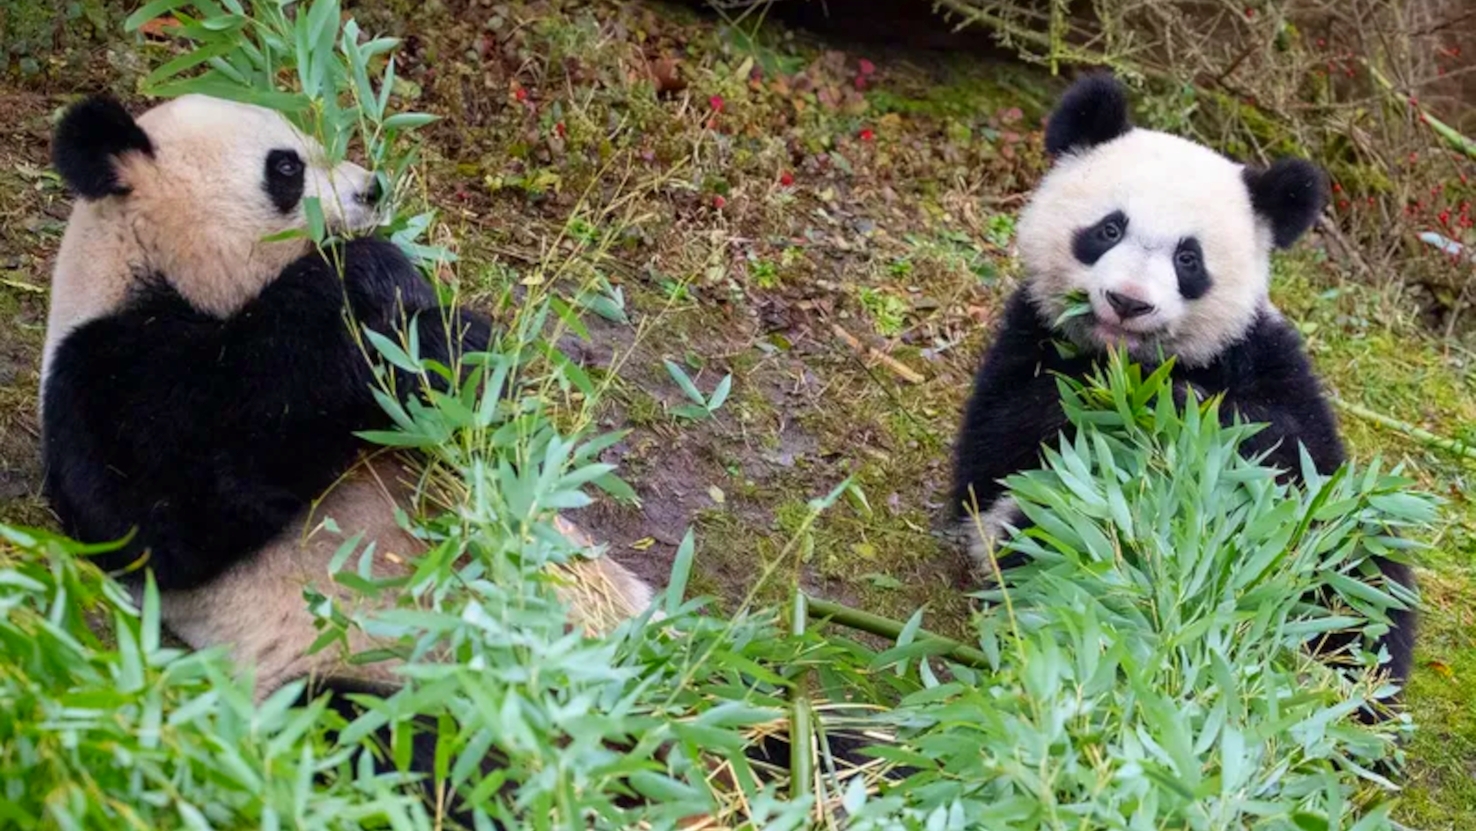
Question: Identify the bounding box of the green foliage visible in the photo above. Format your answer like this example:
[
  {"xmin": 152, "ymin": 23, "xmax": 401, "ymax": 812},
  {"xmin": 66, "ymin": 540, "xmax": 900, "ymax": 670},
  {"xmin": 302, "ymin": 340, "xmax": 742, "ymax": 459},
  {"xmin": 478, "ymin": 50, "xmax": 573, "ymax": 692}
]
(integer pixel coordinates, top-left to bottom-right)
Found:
[
  {"xmin": 3, "ymin": 0, "xmax": 122, "ymax": 77},
  {"xmin": 663, "ymin": 358, "xmax": 733, "ymax": 421},
  {"xmin": 983, "ymin": 213, "xmax": 1015, "ymax": 248},
  {"xmin": 858, "ymin": 287, "xmax": 909, "ymax": 337},
  {"xmin": 125, "ymin": 0, "xmax": 445, "ymax": 262},
  {"xmin": 0, "ymin": 334, "xmax": 1434, "ymax": 827},
  {"xmin": 0, "ymin": 526, "xmax": 420, "ymax": 828},
  {"xmin": 844, "ymin": 352, "xmax": 1431, "ymax": 830}
]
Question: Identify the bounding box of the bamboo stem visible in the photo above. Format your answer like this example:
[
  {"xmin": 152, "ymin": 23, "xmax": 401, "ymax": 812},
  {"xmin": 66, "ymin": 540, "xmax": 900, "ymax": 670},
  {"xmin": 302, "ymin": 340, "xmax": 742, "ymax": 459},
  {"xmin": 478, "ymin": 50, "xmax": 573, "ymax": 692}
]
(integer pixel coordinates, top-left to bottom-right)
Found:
[
  {"xmin": 1331, "ymin": 397, "xmax": 1476, "ymax": 462},
  {"xmin": 789, "ymin": 589, "xmax": 813, "ymax": 803},
  {"xmin": 806, "ymin": 598, "xmax": 993, "ymax": 669}
]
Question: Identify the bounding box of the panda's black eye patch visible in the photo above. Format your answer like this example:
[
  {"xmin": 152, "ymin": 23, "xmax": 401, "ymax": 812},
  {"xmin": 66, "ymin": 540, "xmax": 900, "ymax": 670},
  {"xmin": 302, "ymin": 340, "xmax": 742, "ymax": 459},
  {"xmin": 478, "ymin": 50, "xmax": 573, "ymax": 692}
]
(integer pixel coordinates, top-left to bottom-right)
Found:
[
  {"xmin": 1174, "ymin": 237, "xmax": 1212, "ymax": 300},
  {"xmin": 264, "ymin": 149, "xmax": 305, "ymax": 214},
  {"xmin": 1072, "ymin": 210, "xmax": 1128, "ymax": 265}
]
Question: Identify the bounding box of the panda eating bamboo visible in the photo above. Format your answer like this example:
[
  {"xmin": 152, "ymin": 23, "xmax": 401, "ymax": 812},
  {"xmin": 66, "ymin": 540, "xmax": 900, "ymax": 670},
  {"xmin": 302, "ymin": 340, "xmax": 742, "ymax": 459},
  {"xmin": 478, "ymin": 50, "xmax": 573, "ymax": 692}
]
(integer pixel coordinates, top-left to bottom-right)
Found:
[{"xmin": 949, "ymin": 73, "xmax": 1416, "ymax": 720}]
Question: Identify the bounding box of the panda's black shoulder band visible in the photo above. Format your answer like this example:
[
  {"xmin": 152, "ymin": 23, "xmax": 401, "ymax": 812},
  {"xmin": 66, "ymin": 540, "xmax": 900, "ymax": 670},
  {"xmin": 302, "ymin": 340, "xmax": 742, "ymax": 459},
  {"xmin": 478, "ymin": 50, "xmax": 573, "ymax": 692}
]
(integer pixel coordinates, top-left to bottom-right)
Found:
[{"xmin": 53, "ymin": 93, "xmax": 154, "ymax": 200}]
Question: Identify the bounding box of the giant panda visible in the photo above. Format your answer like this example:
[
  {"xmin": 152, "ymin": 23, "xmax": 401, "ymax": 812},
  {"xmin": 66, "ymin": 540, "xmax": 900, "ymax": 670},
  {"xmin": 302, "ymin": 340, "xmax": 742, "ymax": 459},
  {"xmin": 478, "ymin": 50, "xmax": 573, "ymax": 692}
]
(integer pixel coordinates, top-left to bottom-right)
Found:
[
  {"xmin": 948, "ymin": 74, "xmax": 1416, "ymax": 719},
  {"xmin": 39, "ymin": 91, "xmax": 659, "ymax": 813},
  {"xmin": 40, "ymin": 91, "xmax": 895, "ymax": 823}
]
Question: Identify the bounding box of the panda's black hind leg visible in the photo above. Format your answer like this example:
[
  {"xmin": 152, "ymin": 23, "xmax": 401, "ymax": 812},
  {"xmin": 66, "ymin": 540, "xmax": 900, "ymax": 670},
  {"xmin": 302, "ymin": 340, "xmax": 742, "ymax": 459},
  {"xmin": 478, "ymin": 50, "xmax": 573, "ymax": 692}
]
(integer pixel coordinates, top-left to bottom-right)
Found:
[
  {"xmin": 304, "ymin": 676, "xmax": 511, "ymax": 829},
  {"xmin": 1304, "ymin": 556, "xmax": 1416, "ymax": 727}
]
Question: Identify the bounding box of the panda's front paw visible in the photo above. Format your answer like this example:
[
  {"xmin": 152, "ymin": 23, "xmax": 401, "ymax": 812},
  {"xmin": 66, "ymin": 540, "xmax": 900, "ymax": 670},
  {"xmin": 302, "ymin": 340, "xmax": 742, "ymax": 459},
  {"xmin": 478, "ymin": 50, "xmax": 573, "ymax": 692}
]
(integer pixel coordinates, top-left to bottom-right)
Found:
[{"xmin": 339, "ymin": 238, "xmax": 435, "ymax": 319}]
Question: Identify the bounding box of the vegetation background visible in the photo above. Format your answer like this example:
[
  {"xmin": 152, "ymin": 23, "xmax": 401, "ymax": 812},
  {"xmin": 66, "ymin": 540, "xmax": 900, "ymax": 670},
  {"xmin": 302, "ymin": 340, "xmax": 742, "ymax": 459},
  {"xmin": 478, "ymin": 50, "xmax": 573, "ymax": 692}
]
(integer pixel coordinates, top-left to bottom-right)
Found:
[{"xmin": 0, "ymin": 0, "xmax": 1472, "ymax": 827}]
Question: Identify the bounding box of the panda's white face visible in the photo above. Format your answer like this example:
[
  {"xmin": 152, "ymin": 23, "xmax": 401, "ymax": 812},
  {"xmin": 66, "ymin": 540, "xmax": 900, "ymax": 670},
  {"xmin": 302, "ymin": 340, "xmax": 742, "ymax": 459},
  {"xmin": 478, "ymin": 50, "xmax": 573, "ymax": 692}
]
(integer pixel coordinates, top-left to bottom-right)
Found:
[
  {"xmin": 119, "ymin": 95, "xmax": 381, "ymax": 314},
  {"xmin": 43, "ymin": 94, "xmax": 385, "ymax": 383},
  {"xmin": 1017, "ymin": 129, "xmax": 1273, "ymax": 368}
]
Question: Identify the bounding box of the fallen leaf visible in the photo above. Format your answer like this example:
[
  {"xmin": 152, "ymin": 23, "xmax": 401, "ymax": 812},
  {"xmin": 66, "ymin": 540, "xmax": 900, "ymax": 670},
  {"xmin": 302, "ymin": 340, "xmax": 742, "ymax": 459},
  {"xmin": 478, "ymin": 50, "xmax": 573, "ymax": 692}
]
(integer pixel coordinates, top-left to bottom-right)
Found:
[
  {"xmin": 138, "ymin": 16, "xmax": 180, "ymax": 39},
  {"xmin": 648, "ymin": 56, "xmax": 686, "ymax": 95}
]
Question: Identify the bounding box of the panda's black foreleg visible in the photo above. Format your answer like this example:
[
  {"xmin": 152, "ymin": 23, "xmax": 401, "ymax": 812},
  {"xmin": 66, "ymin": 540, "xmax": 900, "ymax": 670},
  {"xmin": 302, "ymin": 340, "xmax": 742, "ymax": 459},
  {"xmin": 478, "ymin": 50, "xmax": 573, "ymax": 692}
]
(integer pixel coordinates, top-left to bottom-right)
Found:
[
  {"xmin": 950, "ymin": 290, "xmax": 1080, "ymax": 535},
  {"xmin": 330, "ymin": 237, "xmax": 497, "ymax": 400}
]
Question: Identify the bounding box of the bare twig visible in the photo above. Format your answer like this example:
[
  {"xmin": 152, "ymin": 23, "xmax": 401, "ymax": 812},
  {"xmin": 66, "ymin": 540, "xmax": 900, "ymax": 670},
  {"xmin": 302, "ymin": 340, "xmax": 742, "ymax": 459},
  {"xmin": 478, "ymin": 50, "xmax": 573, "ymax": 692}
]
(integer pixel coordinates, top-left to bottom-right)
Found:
[{"xmin": 831, "ymin": 324, "xmax": 926, "ymax": 385}]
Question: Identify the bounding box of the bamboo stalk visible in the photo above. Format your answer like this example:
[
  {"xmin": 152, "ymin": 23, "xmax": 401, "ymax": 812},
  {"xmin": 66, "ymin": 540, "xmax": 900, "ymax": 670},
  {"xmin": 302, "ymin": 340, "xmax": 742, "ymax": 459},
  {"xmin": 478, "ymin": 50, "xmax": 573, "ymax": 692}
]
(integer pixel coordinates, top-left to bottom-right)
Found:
[
  {"xmin": 1331, "ymin": 397, "xmax": 1476, "ymax": 462},
  {"xmin": 789, "ymin": 589, "xmax": 813, "ymax": 803},
  {"xmin": 806, "ymin": 598, "xmax": 993, "ymax": 669}
]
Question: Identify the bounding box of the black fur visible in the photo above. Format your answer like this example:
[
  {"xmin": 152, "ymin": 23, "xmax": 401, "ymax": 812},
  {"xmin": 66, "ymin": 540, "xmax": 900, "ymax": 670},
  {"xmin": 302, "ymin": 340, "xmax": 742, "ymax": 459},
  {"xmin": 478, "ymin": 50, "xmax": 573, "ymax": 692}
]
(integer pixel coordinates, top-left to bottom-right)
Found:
[
  {"xmin": 1071, "ymin": 210, "xmax": 1128, "ymax": 266},
  {"xmin": 264, "ymin": 149, "xmax": 306, "ymax": 214},
  {"xmin": 1243, "ymin": 158, "xmax": 1328, "ymax": 249},
  {"xmin": 1173, "ymin": 237, "xmax": 1212, "ymax": 300},
  {"xmin": 949, "ymin": 287, "xmax": 1416, "ymax": 715},
  {"xmin": 1043, "ymin": 73, "xmax": 1132, "ymax": 157},
  {"xmin": 53, "ymin": 94, "xmax": 154, "ymax": 199},
  {"xmin": 42, "ymin": 238, "xmax": 492, "ymax": 590}
]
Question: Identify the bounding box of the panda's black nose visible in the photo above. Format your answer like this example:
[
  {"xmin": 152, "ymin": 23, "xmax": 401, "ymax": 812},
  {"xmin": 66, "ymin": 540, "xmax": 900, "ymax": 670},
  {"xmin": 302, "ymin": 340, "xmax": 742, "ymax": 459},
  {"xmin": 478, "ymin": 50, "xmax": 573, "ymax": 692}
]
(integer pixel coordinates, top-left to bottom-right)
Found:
[{"xmin": 1105, "ymin": 290, "xmax": 1155, "ymax": 320}]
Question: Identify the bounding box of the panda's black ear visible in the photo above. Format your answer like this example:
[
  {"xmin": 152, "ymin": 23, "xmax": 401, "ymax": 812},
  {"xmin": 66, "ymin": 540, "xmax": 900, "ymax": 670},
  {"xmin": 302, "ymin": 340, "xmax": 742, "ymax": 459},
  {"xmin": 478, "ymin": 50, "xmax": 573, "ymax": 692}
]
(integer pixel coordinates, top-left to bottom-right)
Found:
[
  {"xmin": 53, "ymin": 94, "xmax": 153, "ymax": 200},
  {"xmin": 1242, "ymin": 158, "xmax": 1327, "ymax": 249},
  {"xmin": 1044, "ymin": 73, "xmax": 1132, "ymax": 158}
]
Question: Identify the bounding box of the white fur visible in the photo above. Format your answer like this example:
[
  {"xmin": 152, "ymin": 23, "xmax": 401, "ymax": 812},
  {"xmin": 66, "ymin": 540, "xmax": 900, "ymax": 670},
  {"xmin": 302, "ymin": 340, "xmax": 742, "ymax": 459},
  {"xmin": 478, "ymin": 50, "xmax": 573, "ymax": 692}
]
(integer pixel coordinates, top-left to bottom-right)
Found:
[
  {"xmin": 44, "ymin": 94, "xmax": 657, "ymax": 700},
  {"xmin": 1017, "ymin": 128, "xmax": 1275, "ymax": 368},
  {"xmin": 156, "ymin": 455, "xmax": 657, "ymax": 700},
  {"xmin": 42, "ymin": 95, "xmax": 377, "ymax": 388},
  {"xmin": 958, "ymin": 496, "xmax": 1020, "ymax": 574}
]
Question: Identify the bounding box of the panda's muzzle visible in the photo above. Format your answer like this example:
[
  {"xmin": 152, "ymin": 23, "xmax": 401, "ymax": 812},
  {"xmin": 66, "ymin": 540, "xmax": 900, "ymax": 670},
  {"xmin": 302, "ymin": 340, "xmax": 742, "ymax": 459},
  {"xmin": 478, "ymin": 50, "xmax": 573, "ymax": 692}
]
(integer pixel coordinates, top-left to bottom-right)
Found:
[
  {"xmin": 355, "ymin": 176, "xmax": 385, "ymax": 207},
  {"xmin": 1104, "ymin": 290, "xmax": 1155, "ymax": 320}
]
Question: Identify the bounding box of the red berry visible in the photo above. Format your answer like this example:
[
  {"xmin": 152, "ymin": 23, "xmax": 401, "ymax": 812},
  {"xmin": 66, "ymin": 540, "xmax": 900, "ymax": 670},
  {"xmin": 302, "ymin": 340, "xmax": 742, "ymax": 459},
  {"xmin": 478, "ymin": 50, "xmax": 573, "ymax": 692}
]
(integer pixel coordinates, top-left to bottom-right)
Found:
[
  {"xmin": 1338, "ymin": 199, "xmax": 1350, "ymax": 210},
  {"xmin": 1245, "ymin": 7, "xmax": 1255, "ymax": 18},
  {"xmin": 514, "ymin": 87, "xmax": 528, "ymax": 102},
  {"xmin": 709, "ymin": 95, "xmax": 725, "ymax": 112},
  {"xmin": 1332, "ymin": 182, "xmax": 1342, "ymax": 193},
  {"xmin": 779, "ymin": 171, "xmax": 795, "ymax": 186},
  {"xmin": 859, "ymin": 127, "xmax": 875, "ymax": 142},
  {"xmin": 712, "ymin": 194, "xmax": 726, "ymax": 209},
  {"xmin": 555, "ymin": 122, "xmax": 566, "ymax": 137},
  {"xmin": 858, "ymin": 58, "xmax": 876, "ymax": 76}
]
